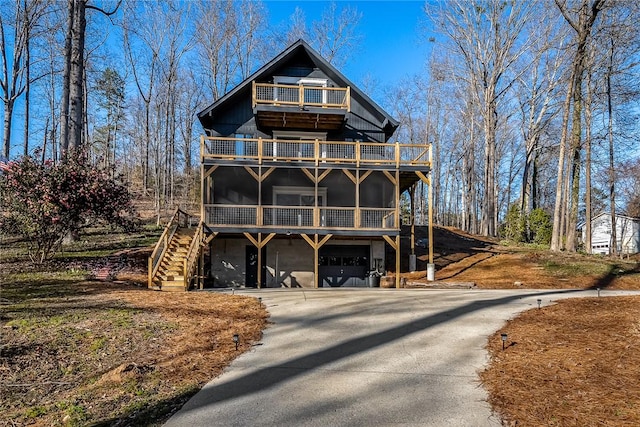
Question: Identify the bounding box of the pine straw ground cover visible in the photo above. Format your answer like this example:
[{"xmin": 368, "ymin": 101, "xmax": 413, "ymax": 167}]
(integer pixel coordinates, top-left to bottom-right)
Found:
[
  {"xmin": 0, "ymin": 273, "xmax": 268, "ymax": 426},
  {"xmin": 481, "ymin": 296, "xmax": 640, "ymax": 426}
]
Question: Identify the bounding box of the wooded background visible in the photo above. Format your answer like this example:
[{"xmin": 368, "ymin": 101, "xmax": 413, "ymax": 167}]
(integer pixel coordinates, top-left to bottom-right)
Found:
[{"xmin": 1, "ymin": 0, "xmax": 639, "ymax": 252}]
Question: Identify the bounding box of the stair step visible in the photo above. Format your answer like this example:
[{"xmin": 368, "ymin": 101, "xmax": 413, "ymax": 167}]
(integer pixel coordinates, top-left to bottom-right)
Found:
[
  {"xmin": 159, "ymin": 281, "xmax": 187, "ymax": 292},
  {"xmin": 160, "ymin": 285, "xmax": 186, "ymax": 292},
  {"xmin": 149, "ymin": 225, "xmax": 201, "ymax": 291},
  {"xmin": 158, "ymin": 272, "xmax": 183, "ymax": 279},
  {"xmin": 158, "ymin": 275, "xmax": 185, "ymax": 281}
]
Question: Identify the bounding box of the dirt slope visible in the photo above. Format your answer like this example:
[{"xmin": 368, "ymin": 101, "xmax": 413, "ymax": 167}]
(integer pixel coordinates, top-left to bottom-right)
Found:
[{"xmin": 401, "ymin": 225, "xmax": 640, "ymax": 289}]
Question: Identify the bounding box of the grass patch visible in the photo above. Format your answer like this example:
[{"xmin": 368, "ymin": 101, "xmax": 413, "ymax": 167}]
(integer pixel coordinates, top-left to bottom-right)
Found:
[
  {"xmin": 543, "ymin": 259, "xmax": 612, "ymax": 277},
  {"xmin": 1, "ymin": 229, "xmax": 268, "ymax": 426}
]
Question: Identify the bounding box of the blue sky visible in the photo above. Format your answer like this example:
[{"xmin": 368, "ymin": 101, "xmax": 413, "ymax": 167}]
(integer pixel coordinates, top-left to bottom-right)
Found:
[
  {"xmin": 3, "ymin": 1, "xmax": 435, "ymax": 159},
  {"xmin": 265, "ymin": 1, "xmax": 435, "ymax": 88}
]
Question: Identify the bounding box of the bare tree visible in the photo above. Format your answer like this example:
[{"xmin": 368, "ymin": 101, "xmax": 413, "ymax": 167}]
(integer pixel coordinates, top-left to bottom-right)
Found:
[
  {"xmin": 432, "ymin": 0, "xmax": 534, "ymax": 237},
  {"xmin": 516, "ymin": 11, "xmax": 568, "ymax": 220},
  {"xmin": 550, "ymin": 0, "xmax": 606, "ymax": 251},
  {"xmin": 311, "ymin": 2, "xmax": 362, "ymax": 68},
  {"xmin": 1, "ymin": 1, "xmax": 28, "ymax": 158}
]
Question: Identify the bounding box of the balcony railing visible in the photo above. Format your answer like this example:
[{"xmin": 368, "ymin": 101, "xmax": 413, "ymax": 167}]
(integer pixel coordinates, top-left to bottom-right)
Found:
[
  {"xmin": 203, "ymin": 204, "xmax": 397, "ymax": 230},
  {"xmin": 252, "ymin": 82, "xmax": 350, "ymax": 111},
  {"xmin": 201, "ymin": 136, "xmax": 431, "ymax": 168}
]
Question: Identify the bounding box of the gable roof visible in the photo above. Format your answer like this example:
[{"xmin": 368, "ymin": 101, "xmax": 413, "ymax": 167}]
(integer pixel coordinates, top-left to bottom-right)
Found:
[
  {"xmin": 197, "ymin": 39, "xmax": 399, "ymax": 134},
  {"xmin": 579, "ymin": 212, "xmax": 640, "ymax": 228}
]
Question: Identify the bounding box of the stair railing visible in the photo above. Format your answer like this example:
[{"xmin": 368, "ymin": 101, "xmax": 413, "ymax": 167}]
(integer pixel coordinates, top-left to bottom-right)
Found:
[
  {"xmin": 148, "ymin": 208, "xmax": 192, "ymax": 288},
  {"xmin": 183, "ymin": 221, "xmax": 205, "ymax": 290}
]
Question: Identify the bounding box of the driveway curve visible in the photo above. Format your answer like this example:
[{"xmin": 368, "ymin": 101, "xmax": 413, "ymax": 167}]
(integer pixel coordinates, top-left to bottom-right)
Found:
[{"xmin": 165, "ymin": 288, "xmax": 632, "ymax": 427}]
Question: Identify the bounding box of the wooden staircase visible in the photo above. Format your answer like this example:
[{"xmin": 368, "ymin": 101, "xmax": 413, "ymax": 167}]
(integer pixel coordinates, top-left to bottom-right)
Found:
[
  {"xmin": 151, "ymin": 228, "xmax": 195, "ymax": 291},
  {"xmin": 148, "ymin": 208, "xmax": 207, "ymax": 292}
]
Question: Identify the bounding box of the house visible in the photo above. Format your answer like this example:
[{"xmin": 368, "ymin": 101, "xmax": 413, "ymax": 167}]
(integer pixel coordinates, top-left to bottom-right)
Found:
[
  {"xmin": 581, "ymin": 212, "xmax": 640, "ymax": 255},
  {"xmin": 148, "ymin": 40, "xmax": 432, "ymax": 291}
]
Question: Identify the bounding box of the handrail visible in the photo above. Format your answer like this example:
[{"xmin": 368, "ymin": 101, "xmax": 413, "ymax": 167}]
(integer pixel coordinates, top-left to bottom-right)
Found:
[
  {"xmin": 148, "ymin": 207, "xmax": 192, "ymax": 288},
  {"xmin": 204, "ymin": 204, "xmax": 396, "ymax": 230},
  {"xmin": 201, "ymin": 136, "xmax": 432, "ymax": 168},
  {"xmin": 253, "ymin": 82, "xmax": 349, "ymax": 111},
  {"xmin": 183, "ymin": 221, "xmax": 204, "ymax": 291}
]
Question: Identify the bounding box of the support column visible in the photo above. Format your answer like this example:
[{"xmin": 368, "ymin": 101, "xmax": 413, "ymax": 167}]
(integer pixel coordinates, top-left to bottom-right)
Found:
[
  {"xmin": 409, "ymin": 185, "xmax": 416, "ymax": 272},
  {"xmin": 382, "ymin": 234, "xmax": 401, "ymax": 289},
  {"xmin": 243, "ymin": 232, "xmax": 275, "ymax": 288},
  {"xmin": 203, "ymin": 231, "xmax": 218, "ymax": 290},
  {"xmin": 395, "ymin": 234, "xmax": 401, "ymax": 288},
  {"xmin": 300, "ymin": 233, "xmax": 332, "ymax": 288},
  {"xmin": 416, "ymin": 170, "xmax": 434, "ymax": 281}
]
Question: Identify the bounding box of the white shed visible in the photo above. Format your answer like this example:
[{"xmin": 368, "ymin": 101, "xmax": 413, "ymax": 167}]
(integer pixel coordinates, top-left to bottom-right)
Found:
[{"xmin": 582, "ymin": 213, "xmax": 640, "ymax": 255}]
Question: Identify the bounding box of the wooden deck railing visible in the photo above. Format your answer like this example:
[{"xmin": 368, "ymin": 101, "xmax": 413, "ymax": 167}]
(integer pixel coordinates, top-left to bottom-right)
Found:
[
  {"xmin": 252, "ymin": 82, "xmax": 350, "ymax": 111},
  {"xmin": 203, "ymin": 204, "xmax": 396, "ymax": 230},
  {"xmin": 201, "ymin": 136, "xmax": 431, "ymax": 168},
  {"xmin": 183, "ymin": 221, "xmax": 205, "ymax": 290},
  {"xmin": 148, "ymin": 208, "xmax": 192, "ymax": 288}
]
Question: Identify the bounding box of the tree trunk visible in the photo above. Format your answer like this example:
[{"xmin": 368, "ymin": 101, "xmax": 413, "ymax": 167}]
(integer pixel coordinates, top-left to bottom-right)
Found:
[
  {"xmin": 551, "ymin": 66, "xmax": 577, "ymax": 252},
  {"xmin": 3, "ymin": 100, "xmax": 13, "ymax": 158},
  {"xmin": 23, "ymin": 4, "xmax": 30, "ymax": 156},
  {"xmin": 68, "ymin": 0, "xmax": 87, "ymax": 152},
  {"xmin": 607, "ymin": 40, "xmax": 617, "ymax": 256},
  {"xmin": 584, "ymin": 61, "xmax": 593, "ymax": 254},
  {"xmin": 565, "ymin": 67, "xmax": 583, "ymax": 252},
  {"xmin": 60, "ymin": 0, "xmax": 74, "ymax": 153}
]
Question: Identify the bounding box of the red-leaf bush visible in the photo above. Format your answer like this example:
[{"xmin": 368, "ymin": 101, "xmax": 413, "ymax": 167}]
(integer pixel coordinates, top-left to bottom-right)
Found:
[{"xmin": 0, "ymin": 151, "xmax": 137, "ymax": 262}]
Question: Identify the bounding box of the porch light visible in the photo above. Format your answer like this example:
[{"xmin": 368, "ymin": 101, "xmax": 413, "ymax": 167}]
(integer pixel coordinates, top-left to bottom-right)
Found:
[
  {"xmin": 537, "ymin": 299, "xmax": 541, "ymax": 309},
  {"xmin": 233, "ymin": 334, "xmax": 239, "ymax": 350},
  {"xmin": 501, "ymin": 333, "xmax": 508, "ymax": 351}
]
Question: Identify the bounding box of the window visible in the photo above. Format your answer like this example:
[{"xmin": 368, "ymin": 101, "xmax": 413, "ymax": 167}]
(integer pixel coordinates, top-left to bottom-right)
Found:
[{"xmin": 273, "ymin": 186, "xmax": 327, "ymax": 207}]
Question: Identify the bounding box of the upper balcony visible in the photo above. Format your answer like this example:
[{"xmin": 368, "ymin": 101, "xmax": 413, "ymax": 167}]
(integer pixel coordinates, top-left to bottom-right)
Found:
[
  {"xmin": 252, "ymin": 82, "xmax": 350, "ymax": 131},
  {"xmin": 201, "ymin": 136, "xmax": 432, "ymax": 172}
]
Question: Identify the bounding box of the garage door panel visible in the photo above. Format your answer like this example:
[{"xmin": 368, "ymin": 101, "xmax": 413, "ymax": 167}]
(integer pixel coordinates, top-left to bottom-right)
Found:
[{"xmin": 319, "ymin": 245, "xmax": 369, "ymax": 287}]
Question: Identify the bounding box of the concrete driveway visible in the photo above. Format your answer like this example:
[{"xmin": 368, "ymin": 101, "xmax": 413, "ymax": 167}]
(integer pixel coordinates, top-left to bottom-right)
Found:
[{"xmin": 165, "ymin": 288, "xmax": 627, "ymax": 427}]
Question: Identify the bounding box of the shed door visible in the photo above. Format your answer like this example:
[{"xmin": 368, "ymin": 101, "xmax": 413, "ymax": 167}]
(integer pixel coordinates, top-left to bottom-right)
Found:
[{"xmin": 319, "ymin": 245, "xmax": 369, "ymax": 287}]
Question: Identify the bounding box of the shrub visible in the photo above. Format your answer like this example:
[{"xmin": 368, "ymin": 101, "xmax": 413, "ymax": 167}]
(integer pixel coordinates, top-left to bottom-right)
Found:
[
  {"xmin": 528, "ymin": 208, "xmax": 552, "ymax": 245},
  {"xmin": 502, "ymin": 204, "xmax": 526, "ymax": 243},
  {"xmin": 0, "ymin": 151, "xmax": 137, "ymax": 262}
]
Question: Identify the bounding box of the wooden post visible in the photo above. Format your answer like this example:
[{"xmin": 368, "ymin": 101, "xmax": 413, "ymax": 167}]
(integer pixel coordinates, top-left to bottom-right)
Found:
[
  {"xmin": 243, "ymin": 232, "xmax": 275, "ymax": 289},
  {"xmin": 355, "ymin": 169, "xmax": 360, "ymax": 228},
  {"xmin": 257, "ymin": 233, "xmax": 262, "ymax": 289},
  {"xmin": 299, "ymin": 85, "xmax": 304, "ymax": 108},
  {"xmin": 199, "ymin": 241, "xmax": 205, "ymax": 290},
  {"xmin": 147, "ymin": 257, "xmax": 152, "ymax": 288},
  {"xmin": 252, "ymin": 81, "xmax": 256, "ymax": 108},
  {"xmin": 428, "ymin": 170, "xmax": 434, "ymax": 266},
  {"xmin": 314, "ymin": 240, "xmax": 319, "ymax": 289},
  {"xmin": 410, "ymin": 185, "xmax": 415, "ymax": 255},
  {"xmin": 395, "ymin": 234, "xmax": 401, "ymax": 289},
  {"xmin": 395, "ymin": 169, "xmax": 400, "ymax": 229},
  {"xmin": 301, "ymin": 233, "xmax": 332, "ymax": 288}
]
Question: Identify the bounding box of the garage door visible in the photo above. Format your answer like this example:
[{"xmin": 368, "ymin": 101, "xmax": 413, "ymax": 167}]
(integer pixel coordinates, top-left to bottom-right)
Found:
[{"xmin": 319, "ymin": 245, "xmax": 369, "ymax": 287}]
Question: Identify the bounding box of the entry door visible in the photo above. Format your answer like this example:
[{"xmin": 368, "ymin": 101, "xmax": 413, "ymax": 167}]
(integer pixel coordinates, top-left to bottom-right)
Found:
[{"xmin": 246, "ymin": 246, "xmax": 267, "ymax": 288}]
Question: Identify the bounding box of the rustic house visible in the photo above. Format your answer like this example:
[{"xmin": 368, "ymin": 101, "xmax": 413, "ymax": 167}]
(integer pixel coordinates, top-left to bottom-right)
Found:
[
  {"xmin": 148, "ymin": 40, "xmax": 432, "ymax": 291},
  {"xmin": 581, "ymin": 212, "xmax": 640, "ymax": 255}
]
